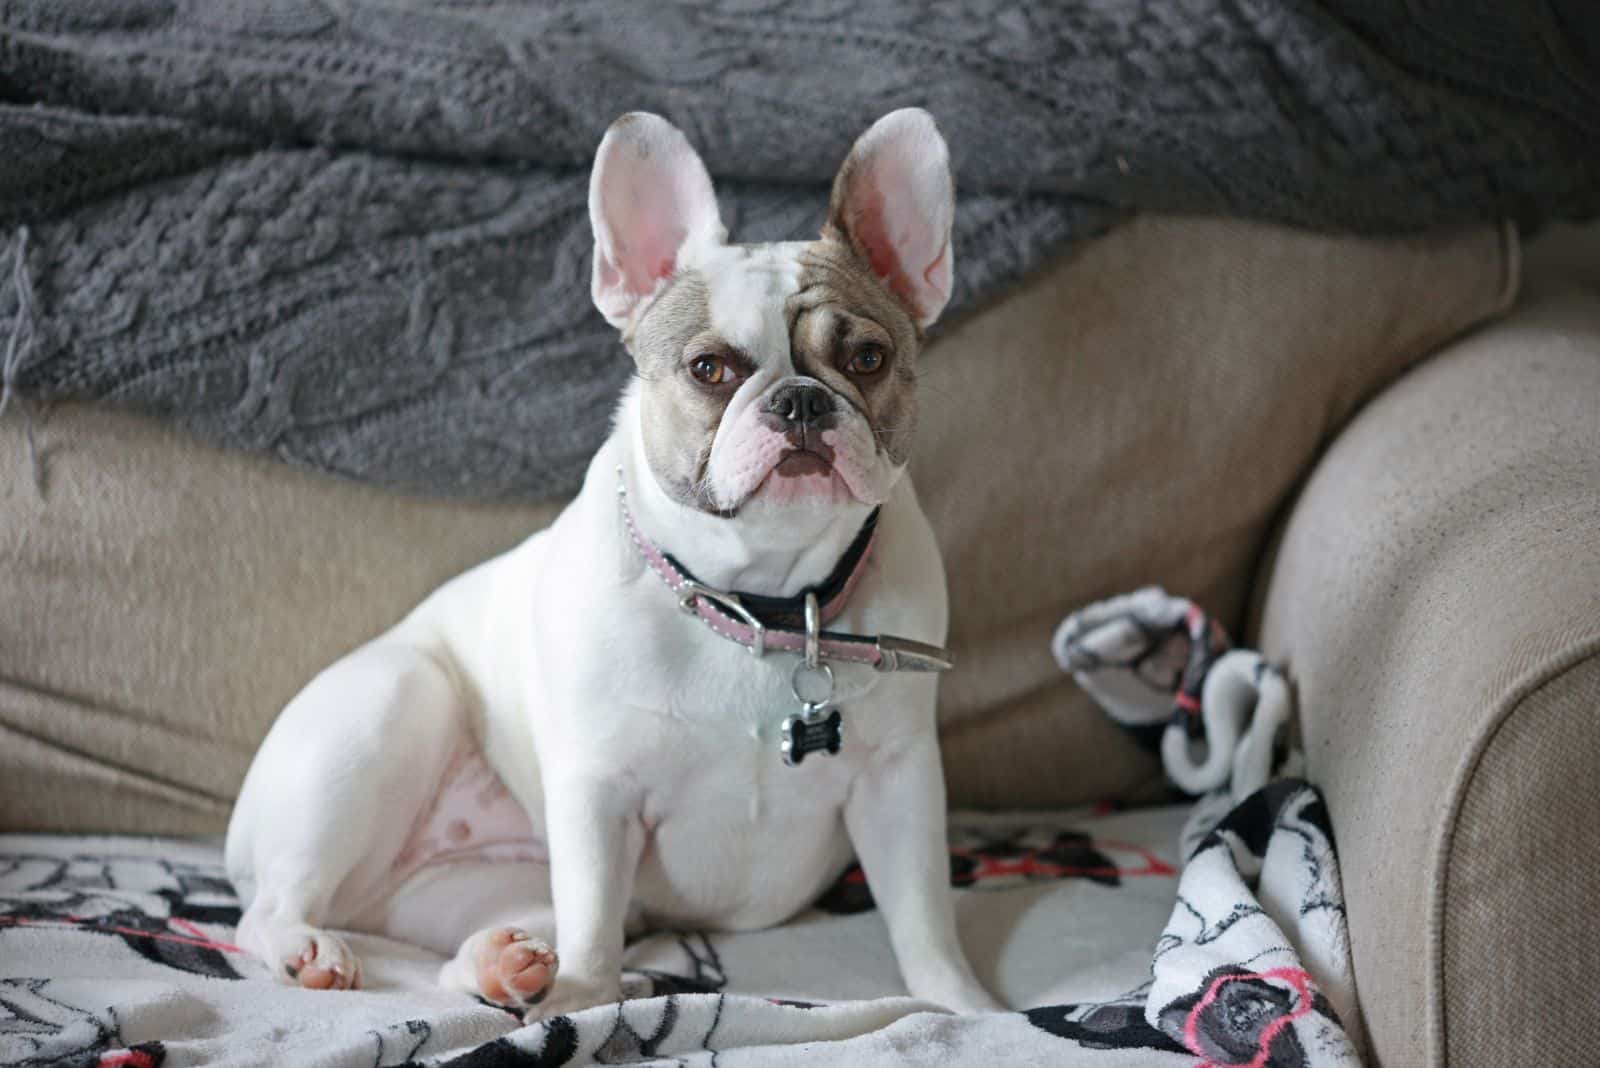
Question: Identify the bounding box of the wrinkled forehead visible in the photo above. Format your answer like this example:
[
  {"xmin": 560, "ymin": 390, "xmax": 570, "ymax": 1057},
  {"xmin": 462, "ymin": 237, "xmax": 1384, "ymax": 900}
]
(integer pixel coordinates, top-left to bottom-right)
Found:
[
  {"xmin": 678, "ymin": 240, "xmax": 806, "ymax": 365},
  {"xmin": 631, "ymin": 239, "xmax": 917, "ymax": 376}
]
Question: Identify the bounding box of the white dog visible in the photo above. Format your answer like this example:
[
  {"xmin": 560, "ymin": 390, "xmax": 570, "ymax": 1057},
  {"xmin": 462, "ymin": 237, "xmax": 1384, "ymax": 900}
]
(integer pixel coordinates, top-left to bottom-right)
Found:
[{"xmin": 225, "ymin": 108, "xmax": 1002, "ymax": 1019}]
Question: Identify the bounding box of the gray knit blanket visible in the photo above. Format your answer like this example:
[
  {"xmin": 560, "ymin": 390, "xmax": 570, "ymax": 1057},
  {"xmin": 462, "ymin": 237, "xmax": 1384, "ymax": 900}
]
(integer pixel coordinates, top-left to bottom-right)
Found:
[{"xmin": 2, "ymin": 2, "xmax": 1596, "ymax": 500}]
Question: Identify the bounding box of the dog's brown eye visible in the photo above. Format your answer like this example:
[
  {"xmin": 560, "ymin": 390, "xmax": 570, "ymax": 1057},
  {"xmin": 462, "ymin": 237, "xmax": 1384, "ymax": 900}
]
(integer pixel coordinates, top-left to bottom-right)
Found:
[
  {"xmin": 689, "ymin": 354, "xmax": 729, "ymax": 386},
  {"xmin": 846, "ymin": 345, "xmax": 886, "ymax": 376}
]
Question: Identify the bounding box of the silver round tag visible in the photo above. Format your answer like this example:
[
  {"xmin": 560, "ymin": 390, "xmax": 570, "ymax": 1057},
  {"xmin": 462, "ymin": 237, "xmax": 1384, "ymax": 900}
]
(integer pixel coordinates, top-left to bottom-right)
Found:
[{"xmin": 790, "ymin": 659, "xmax": 835, "ymax": 714}]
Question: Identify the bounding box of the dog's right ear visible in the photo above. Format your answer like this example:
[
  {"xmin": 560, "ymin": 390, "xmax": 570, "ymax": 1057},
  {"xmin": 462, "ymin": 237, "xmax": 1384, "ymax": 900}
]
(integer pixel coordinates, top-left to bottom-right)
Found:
[{"xmin": 589, "ymin": 113, "xmax": 725, "ymax": 330}]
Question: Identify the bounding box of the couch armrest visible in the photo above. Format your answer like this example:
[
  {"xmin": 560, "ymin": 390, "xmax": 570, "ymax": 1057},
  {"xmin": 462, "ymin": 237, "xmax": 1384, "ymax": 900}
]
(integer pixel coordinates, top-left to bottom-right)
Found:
[{"xmin": 1251, "ymin": 291, "xmax": 1600, "ymax": 1068}]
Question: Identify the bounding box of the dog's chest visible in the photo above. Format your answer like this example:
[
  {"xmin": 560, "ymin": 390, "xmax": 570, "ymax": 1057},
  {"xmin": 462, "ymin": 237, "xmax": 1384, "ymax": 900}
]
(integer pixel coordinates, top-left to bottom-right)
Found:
[
  {"xmin": 631, "ymin": 723, "xmax": 860, "ymax": 930},
  {"xmin": 609, "ymin": 648, "xmax": 884, "ymax": 930}
]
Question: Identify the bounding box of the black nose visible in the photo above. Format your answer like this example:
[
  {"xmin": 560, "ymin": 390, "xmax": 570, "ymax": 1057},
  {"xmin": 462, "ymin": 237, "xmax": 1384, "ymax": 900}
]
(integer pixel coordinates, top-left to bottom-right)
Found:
[{"xmin": 765, "ymin": 383, "xmax": 834, "ymax": 426}]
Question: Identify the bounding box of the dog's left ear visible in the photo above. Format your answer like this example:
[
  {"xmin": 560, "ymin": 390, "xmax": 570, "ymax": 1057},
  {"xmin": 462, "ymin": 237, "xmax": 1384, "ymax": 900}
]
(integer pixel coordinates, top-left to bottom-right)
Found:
[{"xmin": 826, "ymin": 108, "xmax": 955, "ymax": 330}]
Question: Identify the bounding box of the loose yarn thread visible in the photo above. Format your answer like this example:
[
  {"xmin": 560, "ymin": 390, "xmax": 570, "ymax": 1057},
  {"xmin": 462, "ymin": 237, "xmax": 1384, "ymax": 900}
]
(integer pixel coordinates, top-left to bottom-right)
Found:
[{"xmin": 2, "ymin": 227, "xmax": 45, "ymax": 495}]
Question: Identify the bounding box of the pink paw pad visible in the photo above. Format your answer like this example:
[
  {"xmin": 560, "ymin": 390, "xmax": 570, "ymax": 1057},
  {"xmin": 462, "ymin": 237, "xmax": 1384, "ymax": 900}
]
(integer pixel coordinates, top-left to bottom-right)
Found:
[
  {"xmin": 475, "ymin": 928, "xmax": 558, "ymax": 1006},
  {"xmin": 284, "ymin": 936, "xmax": 358, "ymax": 991}
]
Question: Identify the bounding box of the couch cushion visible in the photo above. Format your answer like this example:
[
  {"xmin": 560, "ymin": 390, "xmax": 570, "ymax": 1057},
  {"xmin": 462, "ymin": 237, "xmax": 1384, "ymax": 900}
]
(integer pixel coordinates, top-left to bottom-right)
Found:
[
  {"xmin": 919, "ymin": 216, "xmax": 1515, "ymax": 807},
  {"xmin": 0, "ymin": 215, "xmax": 1513, "ymax": 832},
  {"xmin": 1252, "ymin": 290, "xmax": 1600, "ymax": 1066},
  {"xmin": 0, "ymin": 412, "xmax": 561, "ymax": 834},
  {"xmin": 1445, "ymin": 654, "xmax": 1600, "ymax": 1067}
]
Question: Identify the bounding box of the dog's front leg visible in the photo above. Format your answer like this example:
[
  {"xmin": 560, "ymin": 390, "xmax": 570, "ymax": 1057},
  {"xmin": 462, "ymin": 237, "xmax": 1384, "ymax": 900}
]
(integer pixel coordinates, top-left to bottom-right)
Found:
[
  {"xmin": 534, "ymin": 772, "xmax": 646, "ymax": 1019},
  {"xmin": 845, "ymin": 731, "xmax": 1005, "ymax": 1014}
]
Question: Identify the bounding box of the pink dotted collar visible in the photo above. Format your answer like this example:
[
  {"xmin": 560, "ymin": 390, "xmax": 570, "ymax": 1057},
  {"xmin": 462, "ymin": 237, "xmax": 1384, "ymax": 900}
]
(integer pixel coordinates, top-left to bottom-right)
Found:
[{"xmin": 617, "ymin": 473, "xmax": 953, "ymax": 674}]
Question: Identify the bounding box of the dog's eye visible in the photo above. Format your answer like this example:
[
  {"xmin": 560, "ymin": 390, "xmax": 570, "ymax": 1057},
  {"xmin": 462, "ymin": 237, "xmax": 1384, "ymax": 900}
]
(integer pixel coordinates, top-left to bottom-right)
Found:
[
  {"xmin": 689, "ymin": 354, "xmax": 732, "ymax": 386},
  {"xmin": 845, "ymin": 345, "xmax": 886, "ymax": 376}
]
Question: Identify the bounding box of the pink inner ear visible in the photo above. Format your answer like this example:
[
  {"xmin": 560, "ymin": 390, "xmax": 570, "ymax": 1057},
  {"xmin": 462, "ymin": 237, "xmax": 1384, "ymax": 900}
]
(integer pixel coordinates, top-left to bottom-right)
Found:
[
  {"xmin": 591, "ymin": 117, "xmax": 723, "ymax": 326},
  {"xmin": 921, "ymin": 241, "xmax": 950, "ymax": 293},
  {"xmin": 614, "ymin": 246, "xmax": 677, "ymax": 297},
  {"xmin": 853, "ymin": 189, "xmax": 899, "ymax": 281},
  {"xmin": 608, "ymin": 192, "xmax": 689, "ymax": 298},
  {"xmin": 852, "ymin": 188, "xmax": 926, "ymax": 315},
  {"xmin": 839, "ymin": 141, "xmax": 951, "ymax": 326}
]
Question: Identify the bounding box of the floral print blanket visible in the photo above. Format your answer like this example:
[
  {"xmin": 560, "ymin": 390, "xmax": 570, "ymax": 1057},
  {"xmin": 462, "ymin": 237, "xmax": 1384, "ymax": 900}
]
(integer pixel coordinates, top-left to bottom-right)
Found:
[{"xmin": 0, "ymin": 780, "xmax": 1358, "ymax": 1067}]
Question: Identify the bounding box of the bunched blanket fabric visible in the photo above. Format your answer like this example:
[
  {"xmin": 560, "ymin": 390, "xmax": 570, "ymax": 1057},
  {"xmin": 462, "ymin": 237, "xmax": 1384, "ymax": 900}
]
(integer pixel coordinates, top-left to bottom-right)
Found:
[
  {"xmin": 0, "ymin": 782, "xmax": 1358, "ymax": 1068},
  {"xmin": 1, "ymin": 1, "xmax": 1597, "ymax": 499}
]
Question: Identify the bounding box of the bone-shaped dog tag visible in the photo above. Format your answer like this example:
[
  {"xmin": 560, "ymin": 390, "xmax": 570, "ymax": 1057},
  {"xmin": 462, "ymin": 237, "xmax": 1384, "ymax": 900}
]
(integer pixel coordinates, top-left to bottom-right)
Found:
[{"xmin": 780, "ymin": 704, "xmax": 844, "ymax": 767}]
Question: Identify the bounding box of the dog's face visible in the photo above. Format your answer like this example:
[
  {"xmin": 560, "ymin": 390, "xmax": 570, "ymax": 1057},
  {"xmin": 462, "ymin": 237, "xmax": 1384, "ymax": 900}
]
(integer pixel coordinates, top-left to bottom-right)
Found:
[{"xmin": 589, "ymin": 110, "xmax": 954, "ymax": 518}]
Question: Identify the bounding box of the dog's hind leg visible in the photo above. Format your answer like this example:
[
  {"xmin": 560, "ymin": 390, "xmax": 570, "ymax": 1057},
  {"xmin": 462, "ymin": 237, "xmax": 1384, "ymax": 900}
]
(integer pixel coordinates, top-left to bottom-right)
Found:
[{"xmin": 225, "ymin": 641, "xmax": 466, "ymax": 990}]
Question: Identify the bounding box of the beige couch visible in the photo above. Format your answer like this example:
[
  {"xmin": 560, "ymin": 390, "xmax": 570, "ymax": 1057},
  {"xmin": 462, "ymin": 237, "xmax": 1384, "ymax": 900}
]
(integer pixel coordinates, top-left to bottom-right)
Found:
[{"xmin": 4, "ymin": 215, "xmax": 1597, "ymax": 1067}]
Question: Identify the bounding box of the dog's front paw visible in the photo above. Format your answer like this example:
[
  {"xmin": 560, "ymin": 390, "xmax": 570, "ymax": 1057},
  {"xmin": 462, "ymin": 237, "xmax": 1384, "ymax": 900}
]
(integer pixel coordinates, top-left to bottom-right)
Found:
[
  {"xmin": 441, "ymin": 926, "xmax": 558, "ymax": 1009},
  {"xmin": 478, "ymin": 928, "xmax": 559, "ymax": 1007},
  {"xmin": 278, "ymin": 926, "xmax": 362, "ymax": 991},
  {"xmin": 522, "ymin": 974, "xmax": 623, "ymax": 1021}
]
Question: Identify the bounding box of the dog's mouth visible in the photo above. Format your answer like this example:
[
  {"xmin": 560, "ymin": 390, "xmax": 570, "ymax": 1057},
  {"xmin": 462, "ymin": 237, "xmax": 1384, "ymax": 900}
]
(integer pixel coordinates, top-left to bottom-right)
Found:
[
  {"xmin": 773, "ymin": 433, "xmax": 837, "ymax": 476},
  {"xmin": 773, "ymin": 447, "xmax": 833, "ymax": 477},
  {"xmin": 751, "ymin": 441, "xmax": 851, "ymax": 507}
]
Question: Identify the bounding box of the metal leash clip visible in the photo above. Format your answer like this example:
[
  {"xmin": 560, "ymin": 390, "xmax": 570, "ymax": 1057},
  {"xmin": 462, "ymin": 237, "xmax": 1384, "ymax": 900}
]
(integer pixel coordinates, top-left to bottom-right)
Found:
[{"xmin": 781, "ymin": 591, "xmax": 844, "ymax": 766}]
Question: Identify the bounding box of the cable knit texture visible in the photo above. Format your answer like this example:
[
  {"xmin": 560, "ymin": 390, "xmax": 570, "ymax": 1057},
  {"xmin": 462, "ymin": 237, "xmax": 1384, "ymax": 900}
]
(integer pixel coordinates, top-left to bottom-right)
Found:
[{"xmin": 1, "ymin": 0, "xmax": 1596, "ymax": 499}]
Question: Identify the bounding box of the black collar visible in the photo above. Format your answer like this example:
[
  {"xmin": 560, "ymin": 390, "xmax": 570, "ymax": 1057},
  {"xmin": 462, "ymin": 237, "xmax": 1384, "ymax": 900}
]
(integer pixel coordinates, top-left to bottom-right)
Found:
[{"xmin": 662, "ymin": 508, "xmax": 881, "ymax": 630}]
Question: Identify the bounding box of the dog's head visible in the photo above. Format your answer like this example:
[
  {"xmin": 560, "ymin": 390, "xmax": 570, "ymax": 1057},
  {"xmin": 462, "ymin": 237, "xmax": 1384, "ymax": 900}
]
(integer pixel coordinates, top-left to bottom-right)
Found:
[{"xmin": 590, "ymin": 109, "xmax": 953, "ymax": 520}]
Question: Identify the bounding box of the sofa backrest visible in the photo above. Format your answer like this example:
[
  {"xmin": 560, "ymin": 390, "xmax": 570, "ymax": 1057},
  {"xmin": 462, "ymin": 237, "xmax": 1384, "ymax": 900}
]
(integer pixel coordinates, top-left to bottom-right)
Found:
[{"xmin": 0, "ymin": 215, "xmax": 1513, "ymax": 832}]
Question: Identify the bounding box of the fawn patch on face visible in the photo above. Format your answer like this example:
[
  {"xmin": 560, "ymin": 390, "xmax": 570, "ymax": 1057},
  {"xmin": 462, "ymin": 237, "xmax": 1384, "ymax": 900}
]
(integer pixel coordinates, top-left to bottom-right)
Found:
[
  {"xmin": 787, "ymin": 239, "xmax": 921, "ymax": 467},
  {"xmin": 629, "ymin": 271, "xmax": 726, "ymax": 508}
]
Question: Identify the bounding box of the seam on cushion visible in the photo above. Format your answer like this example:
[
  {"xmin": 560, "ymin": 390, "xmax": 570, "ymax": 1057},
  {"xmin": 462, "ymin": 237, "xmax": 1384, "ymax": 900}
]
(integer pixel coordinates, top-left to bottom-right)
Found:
[
  {"xmin": 0, "ymin": 719, "xmax": 232, "ymax": 815},
  {"xmin": 0, "ymin": 671, "xmax": 245, "ymax": 747},
  {"xmin": 1247, "ymin": 222, "xmax": 1517, "ymax": 649},
  {"xmin": 1308, "ymin": 223, "xmax": 1513, "ymax": 516},
  {"xmin": 1429, "ymin": 632, "xmax": 1600, "ymax": 1067},
  {"xmin": 1493, "ymin": 219, "xmax": 1522, "ymax": 317}
]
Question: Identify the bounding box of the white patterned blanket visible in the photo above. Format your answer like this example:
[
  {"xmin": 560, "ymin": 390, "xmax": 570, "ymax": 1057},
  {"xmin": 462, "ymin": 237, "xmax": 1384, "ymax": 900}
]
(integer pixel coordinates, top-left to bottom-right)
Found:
[{"xmin": 0, "ymin": 782, "xmax": 1358, "ymax": 1067}]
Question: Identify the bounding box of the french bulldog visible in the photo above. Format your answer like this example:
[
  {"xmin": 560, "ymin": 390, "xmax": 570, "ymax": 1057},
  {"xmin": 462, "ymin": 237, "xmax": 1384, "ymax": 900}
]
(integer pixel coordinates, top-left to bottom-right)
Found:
[{"xmin": 224, "ymin": 107, "xmax": 1002, "ymax": 1018}]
